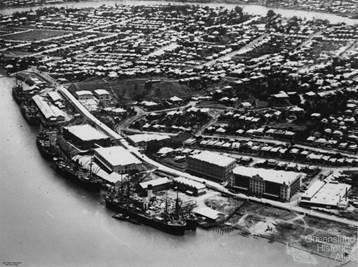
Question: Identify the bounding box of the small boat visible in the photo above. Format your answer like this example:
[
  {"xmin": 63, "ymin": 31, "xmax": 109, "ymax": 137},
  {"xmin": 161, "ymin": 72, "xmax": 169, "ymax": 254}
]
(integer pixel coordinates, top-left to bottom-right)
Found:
[{"xmin": 112, "ymin": 213, "xmax": 129, "ymax": 221}]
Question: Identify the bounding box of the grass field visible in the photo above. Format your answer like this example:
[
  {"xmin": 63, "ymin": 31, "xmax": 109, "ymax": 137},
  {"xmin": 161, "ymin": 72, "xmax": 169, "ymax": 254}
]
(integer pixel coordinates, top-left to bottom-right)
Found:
[
  {"xmin": 1, "ymin": 29, "xmax": 70, "ymax": 41},
  {"xmin": 71, "ymin": 77, "xmax": 197, "ymax": 101}
]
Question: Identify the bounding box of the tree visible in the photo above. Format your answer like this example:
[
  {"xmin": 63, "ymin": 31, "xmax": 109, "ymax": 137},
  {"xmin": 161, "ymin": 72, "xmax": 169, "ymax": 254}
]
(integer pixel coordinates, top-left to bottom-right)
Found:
[{"xmin": 267, "ymin": 9, "xmax": 276, "ymax": 18}]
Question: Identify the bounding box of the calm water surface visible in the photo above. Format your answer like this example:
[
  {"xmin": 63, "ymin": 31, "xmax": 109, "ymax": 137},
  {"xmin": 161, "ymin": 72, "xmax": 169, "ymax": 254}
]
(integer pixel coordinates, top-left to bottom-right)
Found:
[{"xmin": 0, "ymin": 75, "xmax": 349, "ymax": 267}]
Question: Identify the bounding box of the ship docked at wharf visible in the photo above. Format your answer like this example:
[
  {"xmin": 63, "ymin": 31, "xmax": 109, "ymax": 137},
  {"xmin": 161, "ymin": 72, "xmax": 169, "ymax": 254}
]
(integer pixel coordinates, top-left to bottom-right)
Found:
[
  {"xmin": 20, "ymin": 100, "xmax": 40, "ymax": 126},
  {"xmin": 36, "ymin": 128, "xmax": 58, "ymax": 160},
  {"xmin": 105, "ymin": 182, "xmax": 197, "ymax": 236},
  {"xmin": 53, "ymin": 156, "xmax": 103, "ymax": 191}
]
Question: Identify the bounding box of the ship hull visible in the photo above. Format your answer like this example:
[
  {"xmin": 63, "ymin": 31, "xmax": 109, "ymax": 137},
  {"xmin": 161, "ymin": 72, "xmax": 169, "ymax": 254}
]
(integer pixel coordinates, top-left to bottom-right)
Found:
[
  {"xmin": 105, "ymin": 199, "xmax": 186, "ymax": 236},
  {"xmin": 12, "ymin": 86, "xmax": 23, "ymax": 104},
  {"xmin": 36, "ymin": 138, "xmax": 57, "ymax": 160},
  {"xmin": 54, "ymin": 161, "xmax": 101, "ymax": 191},
  {"xmin": 21, "ymin": 105, "xmax": 39, "ymax": 126}
]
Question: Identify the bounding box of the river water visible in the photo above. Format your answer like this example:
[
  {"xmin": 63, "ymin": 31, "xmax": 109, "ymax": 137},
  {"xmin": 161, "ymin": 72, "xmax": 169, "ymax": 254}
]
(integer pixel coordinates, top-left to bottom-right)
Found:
[{"xmin": 0, "ymin": 1, "xmax": 357, "ymax": 266}]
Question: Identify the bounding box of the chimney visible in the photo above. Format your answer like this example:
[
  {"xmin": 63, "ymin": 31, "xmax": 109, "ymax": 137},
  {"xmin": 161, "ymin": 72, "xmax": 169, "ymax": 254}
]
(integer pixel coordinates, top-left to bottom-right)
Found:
[{"xmin": 147, "ymin": 184, "xmax": 153, "ymax": 200}]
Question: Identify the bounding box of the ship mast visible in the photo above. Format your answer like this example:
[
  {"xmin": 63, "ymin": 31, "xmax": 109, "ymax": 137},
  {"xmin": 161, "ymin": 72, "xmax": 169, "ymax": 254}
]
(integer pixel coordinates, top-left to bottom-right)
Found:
[
  {"xmin": 165, "ymin": 191, "xmax": 168, "ymax": 219},
  {"xmin": 175, "ymin": 188, "xmax": 180, "ymax": 218}
]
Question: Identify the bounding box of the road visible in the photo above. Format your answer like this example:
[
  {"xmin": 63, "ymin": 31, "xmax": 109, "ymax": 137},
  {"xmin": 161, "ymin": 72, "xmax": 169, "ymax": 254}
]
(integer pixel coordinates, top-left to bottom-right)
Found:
[{"xmin": 199, "ymin": 33, "xmax": 270, "ymax": 68}]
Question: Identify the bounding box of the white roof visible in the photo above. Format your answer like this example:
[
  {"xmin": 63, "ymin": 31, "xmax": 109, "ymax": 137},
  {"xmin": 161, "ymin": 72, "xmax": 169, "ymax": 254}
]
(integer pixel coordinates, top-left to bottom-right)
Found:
[
  {"xmin": 47, "ymin": 91, "xmax": 62, "ymax": 102},
  {"xmin": 128, "ymin": 134, "xmax": 170, "ymax": 144},
  {"xmin": 233, "ymin": 166, "xmax": 304, "ymax": 185},
  {"xmin": 303, "ymin": 183, "xmax": 351, "ymax": 206},
  {"xmin": 64, "ymin": 124, "xmax": 109, "ymax": 141},
  {"xmin": 112, "ymin": 107, "xmax": 127, "ymax": 114},
  {"xmin": 75, "ymin": 90, "xmax": 93, "ymax": 96},
  {"xmin": 32, "ymin": 95, "xmax": 65, "ymax": 120},
  {"xmin": 71, "ymin": 155, "xmax": 125, "ymax": 184},
  {"xmin": 95, "ymin": 146, "xmax": 142, "ymax": 167},
  {"xmin": 190, "ymin": 151, "xmax": 236, "ymax": 167},
  {"xmin": 94, "ymin": 89, "xmax": 110, "ymax": 95},
  {"xmin": 302, "ymin": 180, "xmax": 325, "ymax": 199},
  {"xmin": 139, "ymin": 177, "xmax": 171, "ymax": 189},
  {"xmin": 170, "ymin": 96, "xmax": 183, "ymax": 102},
  {"xmin": 193, "ymin": 207, "xmax": 221, "ymax": 220},
  {"xmin": 174, "ymin": 177, "xmax": 206, "ymax": 190}
]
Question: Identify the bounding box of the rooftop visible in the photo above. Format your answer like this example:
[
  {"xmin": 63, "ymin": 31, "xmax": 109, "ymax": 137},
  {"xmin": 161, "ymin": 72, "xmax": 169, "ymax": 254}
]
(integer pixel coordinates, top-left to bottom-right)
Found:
[
  {"xmin": 95, "ymin": 145, "xmax": 142, "ymax": 167},
  {"xmin": 94, "ymin": 89, "xmax": 110, "ymax": 95},
  {"xmin": 174, "ymin": 177, "xmax": 206, "ymax": 190},
  {"xmin": 75, "ymin": 90, "xmax": 93, "ymax": 96},
  {"xmin": 190, "ymin": 151, "xmax": 236, "ymax": 167},
  {"xmin": 233, "ymin": 166, "xmax": 304, "ymax": 185},
  {"xmin": 139, "ymin": 177, "xmax": 171, "ymax": 189},
  {"xmin": 302, "ymin": 182, "xmax": 351, "ymax": 206},
  {"xmin": 128, "ymin": 133, "xmax": 170, "ymax": 144},
  {"xmin": 64, "ymin": 124, "xmax": 109, "ymax": 141}
]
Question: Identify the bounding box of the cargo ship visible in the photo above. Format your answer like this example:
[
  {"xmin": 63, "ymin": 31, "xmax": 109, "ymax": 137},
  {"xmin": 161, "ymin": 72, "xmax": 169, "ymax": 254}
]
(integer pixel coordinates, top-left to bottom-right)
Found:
[
  {"xmin": 36, "ymin": 130, "xmax": 58, "ymax": 160},
  {"xmin": 12, "ymin": 84, "xmax": 24, "ymax": 104},
  {"xmin": 53, "ymin": 157, "xmax": 103, "ymax": 191},
  {"xmin": 105, "ymin": 184, "xmax": 189, "ymax": 236},
  {"xmin": 21, "ymin": 101, "xmax": 40, "ymax": 126}
]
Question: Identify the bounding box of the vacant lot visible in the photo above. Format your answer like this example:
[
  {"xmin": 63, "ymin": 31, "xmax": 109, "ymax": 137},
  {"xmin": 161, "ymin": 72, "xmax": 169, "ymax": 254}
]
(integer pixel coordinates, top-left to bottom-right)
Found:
[
  {"xmin": 1, "ymin": 29, "xmax": 70, "ymax": 41},
  {"xmin": 71, "ymin": 77, "xmax": 197, "ymax": 101}
]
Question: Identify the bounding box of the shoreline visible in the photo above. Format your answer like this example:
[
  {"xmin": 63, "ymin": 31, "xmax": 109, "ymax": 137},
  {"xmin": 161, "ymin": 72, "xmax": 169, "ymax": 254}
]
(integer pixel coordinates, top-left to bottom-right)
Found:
[{"xmin": 0, "ymin": 0, "xmax": 356, "ymax": 22}]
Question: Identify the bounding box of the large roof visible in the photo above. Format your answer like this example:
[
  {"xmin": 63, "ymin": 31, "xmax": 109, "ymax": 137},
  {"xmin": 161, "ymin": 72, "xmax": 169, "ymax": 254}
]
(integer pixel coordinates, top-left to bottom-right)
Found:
[
  {"xmin": 128, "ymin": 133, "xmax": 170, "ymax": 144},
  {"xmin": 64, "ymin": 124, "xmax": 109, "ymax": 141},
  {"xmin": 139, "ymin": 177, "xmax": 171, "ymax": 189},
  {"xmin": 190, "ymin": 151, "xmax": 236, "ymax": 167},
  {"xmin": 174, "ymin": 177, "xmax": 206, "ymax": 190},
  {"xmin": 95, "ymin": 146, "xmax": 142, "ymax": 167},
  {"xmin": 302, "ymin": 182, "xmax": 351, "ymax": 206},
  {"xmin": 233, "ymin": 166, "xmax": 304, "ymax": 185},
  {"xmin": 32, "ymin": 95, "xmax": 65, "ymax": 120}
]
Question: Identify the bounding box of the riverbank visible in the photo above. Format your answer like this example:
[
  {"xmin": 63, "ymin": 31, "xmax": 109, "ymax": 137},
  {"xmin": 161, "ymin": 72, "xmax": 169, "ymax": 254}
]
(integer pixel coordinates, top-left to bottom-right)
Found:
[
  {"xmin": 0, "ymin": 0, "xmax": 356, "ymax": 20},
  {"xmin": 0, "ymin": 0, "xmax": 357, "ymax": 25}
]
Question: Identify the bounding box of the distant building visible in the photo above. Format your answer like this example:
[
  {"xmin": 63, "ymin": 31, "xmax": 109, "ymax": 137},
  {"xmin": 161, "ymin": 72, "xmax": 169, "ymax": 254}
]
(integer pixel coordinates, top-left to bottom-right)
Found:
[
  {"xmin": 174, "ymin": 177, "xmax": 206, "ymax": 196},
  {"xmin": 94, "ymin": 89, "xmax": 111, "ymax": 105},
  {"xmin": 187, "ymin": 151, "xmax": 236, "ymax": 181},
  {"xmin": 127, "ymin": 133, "xmax": 170, "ymax": 150},
  {"xmin": 94, "ymin": 146, "xmax": 142, "ymax": 174},
  {"xmin": 231, "ymin": 166, "xmax": 304, "ymax": 201},
  {"xmin": 63, "ymin": 124, "xmax": 110, "ymax": 150}
]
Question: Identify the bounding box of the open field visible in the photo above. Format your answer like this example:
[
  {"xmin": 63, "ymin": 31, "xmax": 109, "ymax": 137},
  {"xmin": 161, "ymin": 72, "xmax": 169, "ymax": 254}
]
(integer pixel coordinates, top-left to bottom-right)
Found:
[
  {"xmin": 220, "ymin": 201, "xmax": 358, "ymax": 261},
  {"xmin": 71, "ymin": 77, "xmax": 198, "ymax": 101},
  {"xmin": 1, "ymin": 29, "xmax": 70, "ymax": 41}
]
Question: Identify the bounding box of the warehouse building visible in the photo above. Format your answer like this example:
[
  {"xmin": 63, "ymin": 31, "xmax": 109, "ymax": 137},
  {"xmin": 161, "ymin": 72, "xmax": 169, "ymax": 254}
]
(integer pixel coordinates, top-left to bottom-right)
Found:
[
  {"xmin": 231, "ymin": 166, "xmax": 304, "ymax": 201},
  {"xmin": 174, "ymin": 177, "xmax": 206, "ymax": 196},
  {"xmin": 300, "ymin": 180, "xmax": 351, "ymax": 209},
  {"xmin": 62, "ymin": 124, "xmax": 111, "ymax": 150},
  {"xmin": 187, "ymin": 151, "xmax": 236, "ymax": 182},
  {"xmin": 94, "ymin": 146, "xmax": 142, "ymax": 174},
  {"xmin": 32, "ymin": 95, "xmax": 65, "ymax": 125},
  {"xmin": 138, "ymin": 177, "xmax": 172, "ymax": 195}
]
